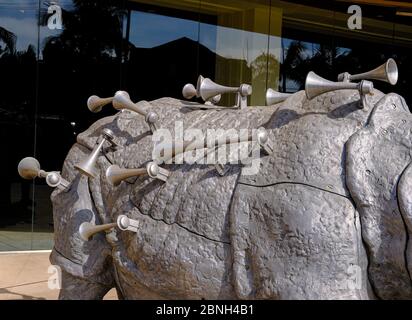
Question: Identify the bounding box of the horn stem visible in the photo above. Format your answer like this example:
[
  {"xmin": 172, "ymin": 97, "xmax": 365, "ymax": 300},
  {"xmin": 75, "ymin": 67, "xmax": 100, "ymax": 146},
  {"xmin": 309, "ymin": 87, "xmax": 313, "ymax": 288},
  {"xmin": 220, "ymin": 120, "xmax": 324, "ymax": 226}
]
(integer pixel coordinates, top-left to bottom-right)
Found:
[
  {"xmin": 157, "ymin": 129, "xmax": 266, "ymax": 163},
  {"xmin": 79, "ymin": 222, "xmax": 117, "ymax": 241},
  {"xmin": 87, "ymin": 95, "xmax": 114, "ymax": 113},
  {"xmin": 113, "ymin": 91, "xmax": 148, "ymax": 117},
  {"xmin": 38, "ymin": 170, "xmax": 48, "ymax": 179},
  {"xmin": 349, "ymin": 71, "xmax": 382, "ymax": 82},
  {"xmin": 106, "ymin": 165, "xmax": 148, "ymax": 186}
]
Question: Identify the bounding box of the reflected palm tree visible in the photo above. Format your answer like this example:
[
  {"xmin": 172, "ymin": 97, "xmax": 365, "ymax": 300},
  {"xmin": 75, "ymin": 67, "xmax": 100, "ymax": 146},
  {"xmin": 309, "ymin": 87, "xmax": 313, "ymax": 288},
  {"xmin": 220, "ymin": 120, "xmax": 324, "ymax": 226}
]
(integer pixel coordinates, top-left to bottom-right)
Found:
[
  {"xmin": 281, "ymin": 40, "xmax": 350, "ymax": 91},
  {"xmin": 250, "ymin": 52, "xmax": 280, "ymax": 87},
  {"xmin": 250, "ymin": 52, "xmax": 280, "ymax": 104}
]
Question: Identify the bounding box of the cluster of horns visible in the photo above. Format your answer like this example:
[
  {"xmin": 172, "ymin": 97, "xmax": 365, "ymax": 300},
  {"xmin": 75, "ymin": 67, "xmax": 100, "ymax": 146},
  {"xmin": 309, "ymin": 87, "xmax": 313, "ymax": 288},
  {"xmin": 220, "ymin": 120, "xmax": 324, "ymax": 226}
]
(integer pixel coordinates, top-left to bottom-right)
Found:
[
  {"xmin": 268, "ymin": 58, "xmax": 398, "ymax": 107},
  {"xmin": 181, "ymin": 58, "xmax": 398, "ymax": 109},
  {"xmin": 16, "ymin": 90, "xmax": 170, "ymax": 241},
  {"xmin": 16, "ymin": 58, "xmax": 399, "ymax": 240}
]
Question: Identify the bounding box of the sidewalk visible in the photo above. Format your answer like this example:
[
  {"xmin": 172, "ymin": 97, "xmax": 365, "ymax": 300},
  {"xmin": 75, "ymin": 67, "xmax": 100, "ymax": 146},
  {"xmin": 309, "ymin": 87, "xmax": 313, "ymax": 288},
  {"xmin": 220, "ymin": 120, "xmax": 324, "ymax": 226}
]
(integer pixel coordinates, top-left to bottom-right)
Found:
[{"xmin": 0, "ymin": 251, "xmax": 117, "ymax": 300}]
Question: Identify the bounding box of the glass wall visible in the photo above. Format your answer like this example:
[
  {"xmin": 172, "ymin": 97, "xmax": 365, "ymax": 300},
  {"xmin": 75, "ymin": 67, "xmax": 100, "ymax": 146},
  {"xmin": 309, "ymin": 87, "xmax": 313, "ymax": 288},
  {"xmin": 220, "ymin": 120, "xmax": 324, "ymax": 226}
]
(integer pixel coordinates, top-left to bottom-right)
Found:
[{"xmin": 1, "ymin": 0, "xmax": 412, "ymax": 251}]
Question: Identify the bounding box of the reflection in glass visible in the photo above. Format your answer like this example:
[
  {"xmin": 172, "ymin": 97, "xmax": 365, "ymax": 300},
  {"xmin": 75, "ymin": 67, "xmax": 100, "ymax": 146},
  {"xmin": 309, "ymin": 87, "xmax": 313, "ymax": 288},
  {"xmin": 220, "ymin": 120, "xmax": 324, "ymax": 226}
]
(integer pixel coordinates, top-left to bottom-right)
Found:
[
  {"xmin": 31, "ymin": 0, "xmax": 125, "ymax": 250},
  {"xmin": 0, "ymin": 0, "xmax": 38, "ymax": 250},
  {"xmin": 122, "ymin": 3, "xmax": 200, "ymax": 101},
  {"xmin": 199, "ymin": 0, "xmax": 276, "ymax": 106}
]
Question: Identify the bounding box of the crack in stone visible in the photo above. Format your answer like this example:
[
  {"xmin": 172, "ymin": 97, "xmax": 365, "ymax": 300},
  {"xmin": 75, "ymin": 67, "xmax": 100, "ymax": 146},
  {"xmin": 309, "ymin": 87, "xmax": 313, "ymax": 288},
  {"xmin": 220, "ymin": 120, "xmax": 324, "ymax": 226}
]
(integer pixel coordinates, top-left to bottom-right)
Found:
[{"xmin": 238, "ymin": 180, "xmax": 350, "ymax": 199}]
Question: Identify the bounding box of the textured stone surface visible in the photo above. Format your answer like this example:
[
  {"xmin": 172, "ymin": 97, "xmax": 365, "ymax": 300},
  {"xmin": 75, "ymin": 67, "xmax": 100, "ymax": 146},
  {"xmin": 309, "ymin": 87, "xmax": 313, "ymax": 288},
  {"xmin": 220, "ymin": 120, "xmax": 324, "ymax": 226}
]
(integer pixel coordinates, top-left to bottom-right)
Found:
[
  {"xmin": 346, "ymin": 93, "xmax": 412, "ymax": 299},
  {"xmin": 50, "ymin": 90, "xmax": 412, "ymax": 299},
  {"xmin": 230, "ymin": 183, "xmax": 370, "ymax": 299}
]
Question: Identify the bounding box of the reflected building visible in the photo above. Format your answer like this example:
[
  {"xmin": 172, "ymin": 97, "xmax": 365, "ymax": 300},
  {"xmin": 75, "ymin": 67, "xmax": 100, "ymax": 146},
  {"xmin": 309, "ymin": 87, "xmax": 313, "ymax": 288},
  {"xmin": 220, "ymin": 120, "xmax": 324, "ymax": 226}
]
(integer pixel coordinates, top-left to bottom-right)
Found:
[{"xmin": 0, "ymin": 0, "xmax": 412, "ymax": 251}]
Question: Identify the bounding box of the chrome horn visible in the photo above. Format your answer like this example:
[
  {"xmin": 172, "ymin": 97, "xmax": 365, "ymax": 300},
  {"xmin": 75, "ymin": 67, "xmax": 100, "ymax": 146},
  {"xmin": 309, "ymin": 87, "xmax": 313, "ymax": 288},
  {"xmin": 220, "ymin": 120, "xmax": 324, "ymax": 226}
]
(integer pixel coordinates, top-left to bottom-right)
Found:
[
  {"xmin": 87, "ymin": 95, "xmax": 113, "ymax": 113},
  {"xmin": 79, "ymin": 221, "xmax": 117, "ymax": 241},
  {"xmin": 74, "ymin": 128, "xmax": 117, "ymax": 179},
  {"xmin": 86, "ymin": 91, "xmax": 159, "ymax": 133},
  {"xmin": 154, "ymin": 126, "xmax": 273, "ymax": 166},
  {"xmin": 113, "ymin": 91, "xmax": 159, "ymax": 133},
  {"xmin": 79, "ymin": 215, "xmax": 140, "ymax": 241},
  {"xmin": 182, "ymin": 75, "xmax": 221, "ymax": 105},
  {"xmin": 338, "ymin": 58, "xmax": 398, "ymax": 85},
  {"xmin": 106, "ymin": 161, "xmax": 170, "ymax": 186},
  {"xmin": 305, "ymin": 71, "xmax": 373, "ymax": 108},
  {"xmin": 265, "ymin": 88, "xmax": 293, "ymax": 105},
  {"xmin": 17, "ymin": 157, "xmax": 69, "ymax": 190},
  {"xmin": 199, "ymin": 77, "xmax": 252, "ymax": 109}
]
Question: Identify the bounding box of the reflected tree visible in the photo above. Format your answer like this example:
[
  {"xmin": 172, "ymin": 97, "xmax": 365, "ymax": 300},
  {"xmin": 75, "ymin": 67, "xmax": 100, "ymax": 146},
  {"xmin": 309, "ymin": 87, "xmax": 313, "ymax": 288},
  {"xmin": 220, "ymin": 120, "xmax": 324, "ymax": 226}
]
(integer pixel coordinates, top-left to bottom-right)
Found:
[
  {"xmin": 250, "ymin": 52, "xmax": 280, "ymax": 89},
  {"xmin": 40, "ymin": 0, "xmax": 126, "ymax": 63},
  {"xmin": 35, "ymin": 0, "xmax": 127, "ymax": 175},
  {"xmin": 281, "ymin": 40, "xmax": 352, "ymax": 91}
]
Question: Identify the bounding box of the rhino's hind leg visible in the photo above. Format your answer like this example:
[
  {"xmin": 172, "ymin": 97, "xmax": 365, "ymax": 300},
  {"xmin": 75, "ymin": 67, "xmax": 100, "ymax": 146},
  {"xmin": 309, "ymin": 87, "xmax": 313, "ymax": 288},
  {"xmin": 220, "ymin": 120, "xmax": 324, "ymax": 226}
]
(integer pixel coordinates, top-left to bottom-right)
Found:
[{"xmin": 230, "ymin": 183, "xmax": 371, "ymax": 299}]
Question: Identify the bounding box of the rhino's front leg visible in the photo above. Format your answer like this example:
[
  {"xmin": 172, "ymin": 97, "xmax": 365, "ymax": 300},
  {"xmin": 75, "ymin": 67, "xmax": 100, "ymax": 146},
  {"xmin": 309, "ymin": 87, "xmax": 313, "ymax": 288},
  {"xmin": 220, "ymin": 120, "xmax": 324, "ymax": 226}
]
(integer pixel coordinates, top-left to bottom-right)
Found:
[
  {"xmin": 50, "ymin": 143, "xmax": 118, "ymax": 300},
  {"xmin": 59, "ymin": 270, "xmax": 114, "ymax": 300}
]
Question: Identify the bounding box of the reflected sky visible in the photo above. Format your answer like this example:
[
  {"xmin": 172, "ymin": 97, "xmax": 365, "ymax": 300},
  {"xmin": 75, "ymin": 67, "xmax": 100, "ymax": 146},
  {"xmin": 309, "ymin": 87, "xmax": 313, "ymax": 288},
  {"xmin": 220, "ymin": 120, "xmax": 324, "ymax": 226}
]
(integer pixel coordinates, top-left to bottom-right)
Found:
[
  {"xmin": 1, "ymin": 2, "xmax": 282, "ymax": 65},
  {"xmin": 0, "ymin": 0, "xmax": 66, "ymax": 53},
  {"xmin": 129, "ymin": 11, "xmax": 199, "ymax": 48},
  {"xmin": 129, "ymin": 10, "xmax": 283, "ymax": 65}
]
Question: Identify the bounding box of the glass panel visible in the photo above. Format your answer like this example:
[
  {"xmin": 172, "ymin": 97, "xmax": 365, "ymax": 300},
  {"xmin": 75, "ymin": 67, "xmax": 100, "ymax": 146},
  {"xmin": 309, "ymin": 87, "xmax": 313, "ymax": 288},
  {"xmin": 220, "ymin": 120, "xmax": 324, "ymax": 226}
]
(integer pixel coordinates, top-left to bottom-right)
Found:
[
  {"xmin": 332, "ymin": 3, "xmax": 398, "ymax": 96},
  {"xmin": 123, "ymin": 0, "xmax": 201, "ymax": 101},
  {"xmin": 0, "ymin": 0, "xmax": 38, "ymax": 251},
  {"xmin": 199, "ymin": 0, "xmax": 274, "ymax": 106},
  {"xmin": 393, "ymin": 9, "xmax": 412, "ymax": 107},
  {"xmin": 33, "ymin": 0, "xmax": 125, "ymax": 250},
  {"xmin": 279, "ymin": 1, "xmax": 336, "ymax": 91}
]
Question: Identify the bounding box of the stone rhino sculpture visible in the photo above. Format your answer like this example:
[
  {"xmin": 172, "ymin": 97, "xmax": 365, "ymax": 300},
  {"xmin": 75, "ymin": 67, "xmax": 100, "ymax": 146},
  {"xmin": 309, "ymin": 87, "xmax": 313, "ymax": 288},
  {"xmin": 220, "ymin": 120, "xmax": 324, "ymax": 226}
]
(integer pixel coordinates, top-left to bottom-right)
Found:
[{"xmin": 49, "ymin": 89, "xmax": 412, "ymax": 300}]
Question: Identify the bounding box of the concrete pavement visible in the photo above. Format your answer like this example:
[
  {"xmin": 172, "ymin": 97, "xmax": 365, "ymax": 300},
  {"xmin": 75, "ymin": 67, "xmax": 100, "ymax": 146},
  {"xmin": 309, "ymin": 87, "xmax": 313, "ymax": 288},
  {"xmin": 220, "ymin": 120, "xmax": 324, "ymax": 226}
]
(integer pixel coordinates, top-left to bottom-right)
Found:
[{"xmin": 0, "ymin": 251, "xmax": 117, "ymax": 300}]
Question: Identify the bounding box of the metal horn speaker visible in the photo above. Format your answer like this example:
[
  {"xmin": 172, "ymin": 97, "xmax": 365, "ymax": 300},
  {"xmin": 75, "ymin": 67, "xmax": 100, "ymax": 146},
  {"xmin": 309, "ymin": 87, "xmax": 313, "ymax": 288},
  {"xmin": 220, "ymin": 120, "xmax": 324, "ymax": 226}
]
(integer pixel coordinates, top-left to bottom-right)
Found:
[
  {"xmin": 338, "ymin": 58, "xmax": 398, "ymax": 85},
  {"xmin": 106, "ymin": 162, "xmax": 170, "ymax": 186},
  {"xmin": 79, "ymin": 215, "xmax": 141, "ymax": 241},
  {"xmin": 17, "ymin": 157, "xmax": 69, "ymax": 189},
  {"xmin": 266, "ymin": 88, "xmax": 292, "ymax": 105},
  {"xmin": 106, "ymin": 165, "xmax": 147, "ymax": 186},
  {"xmin": 74, "ymin": 128, "xmax": 116, "ymax": 179},
  {"xmin": 182, "ymin": 75, "xmax": 221, "ymax": 105},
  {"xmin": 113, "ymin": 91, "xmax": 159, "ymax": 132},
  {"xmin": 87, "ymin": 95, "xmax": 113, "ymax": 113},
  {"xmin": 199, "ymin": 77, "xmax": 252, "ymax": 108},
  {"xmin": 305, "ymin": 71, "xmax": 373, "ymax": 108},
  {"xmin": 79, "ymin": 221, "xmax": 117, "ymax": 241}
]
